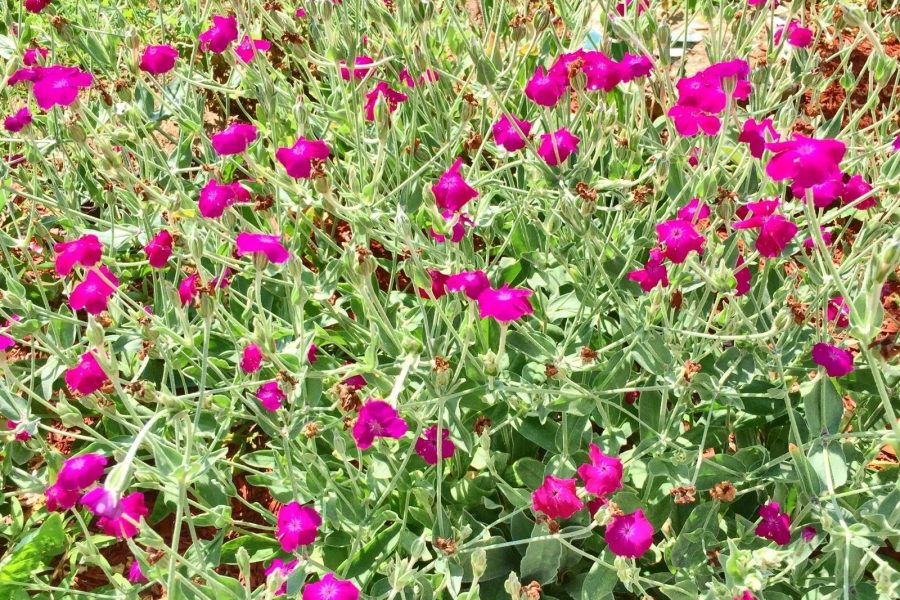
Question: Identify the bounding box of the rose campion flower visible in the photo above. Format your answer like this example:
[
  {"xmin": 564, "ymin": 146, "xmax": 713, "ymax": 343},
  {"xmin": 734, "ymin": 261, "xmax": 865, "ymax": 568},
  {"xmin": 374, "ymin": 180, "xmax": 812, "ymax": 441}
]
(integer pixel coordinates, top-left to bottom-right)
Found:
[
  {"xmin": 69, "ymin": 266, "xmax": 119, "ymax": 314},
  {"xmin": 668, "ymin": 105, "xmax": 721, "ymax": 137},
  {"xmin": 343, "ymin": 372, "xmax": 367, "ymax": 390},
  {"xmin": 811, "ymin": 343, "xmax": 854, "ymax": 377},
  {"xmin": 492, "ymin": 114, "xmax": 532, "ymax": 152},
  {"xmin": 81, "ymin": 486, "xmax": 122, "ymax": 518},
  {"xmin": 801, "ymin": 526, "xmax": 817, "ymax": 542},
  {"xmin": 766, "ymin": 135, "xmax": 846, "ymax": 189},
  {"xmin": 577, "ymin": 444, "xmax": 623, "ymax": 497},
  {"xmin": 677, "ymin": 198, "xmax": 710, "ymax": 222},
  {"xmin": 656, "ymin": 219, "xmax": 704, "ymax": 263},
  {"xmin": 178, "ymin": 274, "xmax": 200, "ymax": 306},
  {"xmin": 615, "ymin": 0, "xmax": 648, "ymax": 16},
  {"xmin": 24, "ymin": 0, "xmax": 51, "ymax": 13},
  {"xmin": 733, "ymin": 200, "xmax": 796, "ymax": 257},
  {"xmin": 54, "ymin": 234, "xmax": 103, "ymax": 276},
  {"xmin": 842, "ymin": 174, "xmax": 875, "ymax": 209},
  {"xmin": 628, "ymin": 248, "xmax": 669, "ymax": 292},
  {"xmin": 276, "ymin": 502, "xmax": 322, "ymax": 552},
  {"xmin": 352, "ymin": 400, "xmax": 408, "ymax": 449},
  {"xmin": 46, "ymin": 483, "xmax": 80, "ymax": 512},
  {"xmin": 620, "ymin": 53, "xmax": 653, "ymax": 80},
  {"xmin": 93, "ymin": 491, "xmax": 148, "ymax": 539},
  {"xmin": 734, "ymin": 591, "xmax": 757, "ymax": 600},
  {"xmin": 198, "ymin": 179, "xmax": 250, "ymax": 218},
  {"xmin": 582, "ymin": 52, "xmax": 625, "ymax": 92},
  {"xmin": 340, "ymin": 56, "xmax": 375, "ymax": 80},
  {"xmin": 477, "ymin": 284, "xmax": 533, "ymax": 322},
  {"xmin": 307, "ymin": 343, "xmax": 318, "ymax": 364},
  {"xmin": 4, "ymin": 107, "xmax": 32, "ymax": 133},
  {"xmin": 56, "ymin": 453, "xmax": 108, "ymax": 490},
  {"xmin": 399, "ymin": 67, "xmax": 439, "ymax": 88},
  {"xmin": 605, "ymin": 509, "xmax": 654, "ymax": 557},
  {"xmin": 673, "ymin": 60, "xmax": 750, "ymax": 115},
  {"xmin": 64, "ymin": 352, "xmax": 109, "ymax": 394},
  {"xmin": 25, "ymin": 66, "xmax": 94, "ymax": 110},
  {"xmin": 127, "ymin": 559, "xmax": 148, "ymax": 584},
  {"xmin": 738, "ymin": 118, "xmax": 779, "ymax": 158},
  {"xmin": 234, "ymin": 36, "xmax": 271, "ymax": 63},
  {"xmin": 7, "ymin": 420, "xmax": 30, "ymax": 442},
  {"xmin": 537, "ymin": 128, "xmax": 580, "ymax": 166},
  {"xmin": 531, "ymin": 475, "xmax": 584, "ymax": 520},
  {"xmin": 302, "ymin": 573, "xmax": 360, "ymax": 600},
  {"xmin": 0, "ymin": 315, "xmax": 19, "ymax": 351},
  {"xmin": 432, "ymin": 158, "xmax": 478, "ymax": 212},
  {"xmin": 524, "ymin": 66, "xmax": 566, "ymax": 107},
  {"xmin": 430, "ymin": 210, "xmax": 471, "ymax": 243},
  {"xmin": 755, "ymin": 501, "xmax": 791, "ymax": 545},
  {"xmin": 792, "ymin": 173, "xmax": 843, "ymax": 209},
  {"xmin": 211, "ymin": 123, "xmax": 258, "ymax": 156},
  {"xmin": 276, "ymin": 136, "xmax": 330, "ymax": 179},
  {"xmin": 415, "ymin": 425, "xmax": 456, "ymax": 465},
  {"xmin": 241, "ymin": 343, "xmax": 263, "ymax": 373},
  {"xmin": 364, "ymin": 81, "xmax": 408, "ymax": 121},
  {"xmin": 827, "ymin": 296, "xmax": 850, "ymax": 327},
  {"xmin": 139, "ymin": 45, "xmax": 179, "ymax": 74},
  {"xmin": 776, "ymin": 22, "xmax": 813, "ymax": 48},
  {"xmin": 446, "ymin": 270, "xmax": 490, "ymax": 300},
  {"xmin": 23, "ymin": 47, "xmax": 49, "ymax": 66},
  {"xmin": 265, "ymin": 558, "xmax": 298, "ymax": 595},
  {"xmin": 144, "ymin": 230, "xmax": 173, "ymax": 268},
  {"xmin": 735, "ymin": 255, "xmax": 752, "ymax": 296},
  {"xmin": 256, "ymin": 381, "xmax": 286, "ymax": 411},
  {"xmin": 236, "ymin": 233, "xmax": 290, "ymax": 264},
  {"xmin": 893, "ymin": 134, "xmax": 900, "ymax": 152},
  {"xmin": 199, "ymin": 16, "xmax": 238, "ymax": 53},
  {"xmin": 803, "ymin": 227, "xmax": 832, "ymax": 249}
]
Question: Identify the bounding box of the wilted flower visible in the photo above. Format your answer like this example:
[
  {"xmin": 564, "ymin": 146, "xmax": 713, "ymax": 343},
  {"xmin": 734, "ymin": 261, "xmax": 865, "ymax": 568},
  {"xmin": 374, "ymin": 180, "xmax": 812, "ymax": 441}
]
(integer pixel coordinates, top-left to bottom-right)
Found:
[
  {"xmin": 524, "ymin": 66, "xmax": 566, "ymax": 107},
  {"xmin": 199, "ymin": 179, "xmax": 250, "ymax": 218},
  {"xmin": 144, "ymin": 230, "xmax": 173, "ymax": 268},
  {"xmin": 577, "ymin": 444, "xmax": 623, "ymax": 497},
  {"xmin": 477, "ymin": 284, "xmax": 534, "ymax": 321},
  {"xmin": 656, "ymin": 219, "xmax": 704, "ymax": 263},
  {"xmin": 766, "ymin": 135, "xmax": 846, "ymax": 189},
  {"xmin": 4, "ymin": 107, "xmax": 32, "ymax": 133},
  {"xmin": 738, "ymin": 118, "xmax": 779, "ymax": 158},
  {"xmin": 276, "ymin": 501, "xmax": 321, "ymax": 552},
  {"xmin": 628, "ymin": 248, "xmax": 669, "ymax": 292},
  {"xmin": 755, "ymin": 501, "xmax": 791, "ymax": 545},
  {"xmin": 537, "ymin": 128, "xmax": 580, "ymax": 166},
  {"xmin": 55, "ymin": 234, "xmax": 103, "ymax": 276},
  {"xmin": 56, "ymin": 453, "xmax": 108, "ymax": 490},
  {"xmin": 64, "ymin": 352, "xmax": 110, "ymax": 394},
  {"xmin": 340, "ymin": 56, "xmax": 375, "ymax": 80},
  {"xmin": 811, "ymin": 343, "xmax": 854, "ymax": 377},
  {"xmin": 605, "ymin": 509, "xmax": 654, "ymax": 557},
  {"xmin": 531, "ymin": 475, "xmax": 584, "ymax": 520},
  {"xmin": 6, "ymin": 420, "xmax": 30, "ymax": 442},
  {"xmin": 276, "ymin": 137, "xmax": 330, "ymax": 179},
  {"xmin": 211, "ymin": 123, "xmax": 258, "ymax": 156},
  {"xmin": 492, "ymin": 114, "xmax": 532, "ymax": 152},
  {"xmin": 352, "ymin": 400, "xmax": 408, "ymax": 449},
  {"xmin": 256, "ymin": 381, "xmax": 286, "ymax": 411},
  {"xmin": 139, "ymin": 45, "xmax": 179, "ymax": 74},
  {"xmin": 240, "ymin": 343, "xmax": 263, "ymax": 373},
  {"xmin": 776, "ymin": 22, "xmax": 813, "ymax": 48},
  {"xmin": 415, "ymin": 425, "xmax": 456, "ymax": 465},
  {"xmin": 199, "ymin": 16, "xmax": 238, "ymax": 53},
  {"xmin": 234, "ymin": 36, "xmax": 271, "ymax": 63},
  {"xmin": 236, "ymin": 233, "xmax": 290, "ymax": 263},
  {"xmin": 364, "ymin": 81, "xmax": 408, "ymax": 121},
  {"xmin": 446, "ymin": 270, "xmax": 490, "ymax": 300},
  {"xmin": 842, "ymin": 174, "xmax": 875, "ymax": 209},
  {"xmin": 827, "ymin": 297, "xmax": 850, "ymax": 327},
  {"xmin": 127, "ymin": 559, "xmax": 148, "ymax": 584},
  {"xmin": 432, "ymin": 158, "xmax": 478, "ymax": 212},
  {"xmin": 69, "ymin": 266, "xmax": 119, "ymax": 314},
  {"xmin": 302, "ymin": 573, "xmax": 360, "ymax": 600}
]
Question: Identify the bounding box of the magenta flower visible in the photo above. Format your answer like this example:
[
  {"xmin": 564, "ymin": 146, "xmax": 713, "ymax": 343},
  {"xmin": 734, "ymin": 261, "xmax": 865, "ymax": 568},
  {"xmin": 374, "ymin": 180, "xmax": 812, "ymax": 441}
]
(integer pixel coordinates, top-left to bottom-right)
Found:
[
  {"xmin": 198, "ymin": 179, "xmax": 250, "ymax": 218},
  {"xmin": 211, "ymin": 123, "xmax": 258, "ymax": 156},
  {"xmin": 615, "ymin": 0, "xmax": 649, "ymax": 16},
  {"xmin": 144, "ymin": 230, "xmax": 173, "ymax": 268},
  {"xmin": 256, "ymin": 381, "xmax": 286, "ymax": 411},
  {"xmin": 94, "ymin": 491, "xmax": 148, "ymax": 539},
  {"xmin": 537, "ymin": 128, "xmax": 580, "ymax": 166},
  {"xmin": 801, "ymin": 526, "xmax": 817, "ymax": 542},
  {"xmin": 81, "ymin": 487, "xmax": 122, "ymax": 518},
  {"xmin": 531, "ymin": 475, "xmax": 584, "ymax": 520},
  {"xmin": 524, "ymin": 66, "xmax": 566, "ymax": 107},
  {"xmin": 432, "ymin": 158, "xmax": 478, "ymax": 212},
  {"xmin": 127, "ymin": 559, "xmax": 148, "ymax": 584},
  {"xmin": 23, "ymin": 66, "xmax": 94, "ymax": 110},
  {"xmin": 446, "ymin": 270, "xmax": 490, "ymax": 300},
  {"xmin": 804, "ymin": 227, "xmax": 832, "ymax": 249},
  {"xmin": 23, "ymin": 47, "xmax": 48, "ymax": 66},
  {"xmin": 811, "ymin": 343, "xmax": 854, "ymax": 377},
  {"xmin": 178, "ymin": 274, "xmax": 200, "ymax": 306},
  {"xmin": 492, "ymin": 114, "xmax": 532, "ymax": 152},
  {"xmin": 430, "ymin": 210, "xmax": 471, "ymax": 243},
  {"xmin": 24, "ymin": 0, "xmax": 51, "ymax": 14},
  {"xmin": 3, "ymin": 107, "xmax": 32, "ymax": 133},
  {"xmin": 765, "ymin": 135, "xmax": 846, "ymax": 188},
  {"xmin": 236, "ymin": 233, "xmax": 290, "ymax": 264},
  {"xmin": 668, "ymin": 105, "xmax": 721, "ymax": 137},
  {"xmin": 235, "ymin": 36, "xmax": 271, "ymax": 63},
  {"xmin": 199, "ymin": 16, "xmax": 238, "ymax": 53},
  {"xmin": 139, "ymin": 45, "xmax": 178, "ymax": 74},
  {"xmin": 343, "ymin": 372, "xmax": 367, "ymax": 390},
  {"xmin": 340, "ymin": 56, "xmax": 375, "ymax": 80},
  {"xmin": 734, "ymin": 591, "xmax": 757, "ymax": 600},
  {"xmin": 755, "ymin": 501, "xmax": 791, "ymax": 545},
  {"xmin": 64, "ymin": 352, "xmax": 109, "ymax": 394},
  {"xmin": 415, "ymin": 425, "xmax": 456, "ymax": 465},
  {"xmin": 265, "ymin": 558, "xmax": 298, "ymax": 595},
  {"xmin": 7, "ymin": 420, "xmax": 30, "ymax": 441},
  {"xmin": 577, "ymin": 444, "xmax": 623, "ymax": 497},
  {"xmin": 734, "ymin": 209, "xmax": 798, "ymax": 258},
  {"xmin": 69, "ymin": 266, "xmax": 119, "ymax": 314},
  {"xmin": 54, "ymin": 234, "xmax": 103, "ymax": 276},
  {"xmin": 656, "ymin": 219, "xmax": 704, "ymax": 263},
  {"xmin": 241, "ymin": 343, "xmax": 263, "ymax": 373},
  {"xmin": 674, "ymin": 61, "xmax": 749, "ymax": 114},
  {"xmin": 842, "ymin": 174, "xmax": 875, "ymax": 209},
  {"xmin": 583, "ymin": 52, "xmax": 625, "ymax": 92},
  {"xmin": 738, "ymin": 118, "xmax": 779, "ymax": 158},
  {"xmin": 894, "ymin": 134, "xmax": 900, "ymax": 152},
  {"xmin": 677, "ymin": 198, "xmax": 710, "ymax": 222},
  {"xmin": 56, "ymin": 453, "xmax": 108, "ymax": 490},
  {"xmin": 46, "ymin": 483, "xmax": 80, "ymax": 512},
  {"xmin": 0, "ymin": 315, "xmax": 19, "ymax": 351},
  {"xmin": 628, "ymin": 248, "xmax": 669, "ymax": 292},
  {"xmin": 548, "ymin": 50, "xmax": 586, "ymax": 81},
  {"xmin": 352, "ymin": 400, "xmax": 408, "ymax": 450},
  {"xmin": 827, "ymin": 296, "xmax": 850, "ymax": 327},
  {"xmin": 364, "ymin": 81, "xmax": 408, "ymax": 121},
  {"xmin": 399, "ymin": 67, "xmax": 439, "ymax": 88},
  {"xmin": 776, "ymin": 22, "xmax": 813, "ymax": 48},
  {"xmin": 477, "ymin": 284, "xmax": 534, "ymax": 322},
  {"xmin": 620, "ymin": 53, "xmax": 653, "ymax": 80},
  {"xmin": 302, "ymin": 573, "xmax": 360, "ymax": 600},
  {"xmin": 276, "ymin": 501, "xmax": 322, "ymax": 552},
  {"xmin": 735, "ymin": 255, "xmax": 752, "ymax": 296},
  {"xmin": 605, "ymin": 509, "xmax": 654, "ymax": 557},
  {"xmin": 792, "ymin": 173, "xmax": 844, "ymax": 208},
  {"xmin": 307, "ymin": 343, "xmax": 318, "ymax": 364},
  {"xmin": 275, "ymin": 136, "xmax": 330, "ymax": 179}
]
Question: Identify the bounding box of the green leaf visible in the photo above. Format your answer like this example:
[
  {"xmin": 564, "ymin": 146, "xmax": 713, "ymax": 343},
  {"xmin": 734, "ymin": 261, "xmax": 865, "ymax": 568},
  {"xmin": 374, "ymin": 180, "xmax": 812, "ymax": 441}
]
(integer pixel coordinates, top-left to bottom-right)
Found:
[
  {"xmin": 520, "ymin": 525, "xmax": 561, "ymax": 585},
  {"xmin": 579, "ymin": 557, "xmax": 618, "ymax": 600},
  {"xmin": 512, "ymin": 458, "xmax": 545, "ymax": 489},
  {"xmin": 0, "ymin": 514, "xmax": 66, "ymax": 591},
  {"xmin": 802, "ymin": 377, "xmax": 843, "ymax": 439},
  {"xmin": 219, "ymin": 534, "xmax": 277, "ymax": 564}
]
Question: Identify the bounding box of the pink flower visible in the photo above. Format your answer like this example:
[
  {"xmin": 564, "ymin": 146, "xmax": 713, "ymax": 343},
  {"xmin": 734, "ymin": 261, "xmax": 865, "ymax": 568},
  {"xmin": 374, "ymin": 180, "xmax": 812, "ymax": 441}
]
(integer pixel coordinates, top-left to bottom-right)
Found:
[
  {"xmin": 343, "ymin": 373, "xmax": 367, "ymax": 390},
  {"xmin": 144, "ymin": 230, "xmax": 173, "ymax": 268},
  {"xmin": 265, "ymin": 558, "xmax": 298, "ymax": 595},
  {"xmin": 198, "ymin": 179, "xmax": 250, "ymax": 218},
  {"xmin": 256, "ymin": 381, "xmax": 286, "ymax": 411},
  {"xmin": 399, "ymin": 67, "xmax": 439, "ymax": 88},
  {"xmin": 307, "ymin": 344, "xmax": 318, "ymax": 364},
  {"xmin": 81, "ymin": 487, "xmax": 122, "ymax": 518},
  {"xmin": 199, "ymin": 16, "xmax": 238, "ymax": 53},
  {"xmin": 54, "ymin": 234, "xmax": 103, "ymax": 276},
  {"xmin": 811, "ymin": 343, "xmax": 854, "ymax": 377},
  {"xmin": 430, "ymin": 210, "xmax": 471, "ymax": 243},
  {"xmin": 776, "ymin": 22, "xmax": 813, "ymax": 48},
  {"xmin": 765, "ymin": 135, "xmax": 846, "ymax": 189},
  {"xmin": 236, "ymin": 233, "xmax": 290, "ymax": 264},
  {"xmin": 275, "ymin": 137, "xmax": 330, "ymax": 179},
  {"xmin": 302, "ymin": 573, "xmax": 359, "ymax": 600},
  {"xmin": 735, "ymin": 255, "xmax": 752, "ymax": 296},
  {"xmin": 674, "ymin": 61, "xmax": 749, "ymax": 115},
  {"xmin": 178, "ymin": 274, "xmax": 200, "ymax": 306},
  {"xmin": 605, "ymin": 509, "xmax": 654, "ymax": 557},
  {"xmin": 577, "ymin": 444, "xmax": 623, "ymax": 497},
  {"xmin": 738, "ymin": 118, "xmax": 779, "ymax": 158},
  {"xmin": 235, "ymin": 36, "xmax": 271, "ymax": 63},
  {"xmin": 432, "ymin": 158, "xmax": 478, "ymax": 212},
  {"xmin": 23, "ymin": 47, "xmax": 48, "ymax": 66},
  {"xmin": 531, "ymin": 475, "xmax": 583, "ymax": 520},
  {"xmin": 801, "ymin": 526, "xmax": 817, "ymax": 542},
  {"xmin": 537, "ymin": 128, "xmax": 580, "ymax": 166},
  {"xmin": 446, "ymin": 270, "xmax": 490, "ymax": 300},
  {"xmin": 792, "ymin": 173, "xmax": 844, "ymax": 209},
  {"xmin": 276, "ymin": 501, "xmax": 321, "ymax": 552},
  {"xmin": 364, "ymin": 81, "xmax": 408, "ymax": 121},
  {"xmin": 415, "ymin": 425, "xmax": 456, "ymax": 465},
  {"xmin": 656, "ymin": 219, "xmax": 704, "ymax": 263},
  {"xmin": 668, "ymin": 105, "xmax": 721, "ymax": 137},
  {"xmin": 894, "ymin": 134, "xmax": 900, "ymax": 152},
  {"xmin": 583, "ymin": 52, "xmax": 625, "ymax": 91},
  {"xmin": 64, "ymin": 352, "xmax": 109, "ymax": 394},
  {"xmin": 677, "ymin": 198, "xmax": 710, "ymax": 221},
  {"xmin": 340, "ymin": 56, "xmax": 375, "ymax": 80},
  {"xmin": 477, "ymin": 284, "xmax": 534, "ymax": 322},
  {"xmin": 827, "ymin": 296, "xmax": 850, "ymax": 327},
  {"xmin": 211, "ymin": 123, "xmax": 258, "ymax": 156},
  {"xmin": 734, "ymin": 591, "xmax": 757, "ymax": 600},
  {"xmin": 352, "ymin": 400, "xmax": 408, "ymax": 449},
  {"xmin": 56, "ymin": 453, "xmax": 108, "ymax": 490},
  {"xmin": 24, "ymin": 0, "xmax": 51, "ymax": 13},
  {"xmin": 0, "ymin": 315, "xmax": 19, "ymax": 351},
  {"xmin": 25, "ymin": 66, "xmax": 94, "ymax": 110},
  {"xmin": 69, "ymin": 266, "xmax": 119, "ymax": 314},
  {"xmin": 842, "ymin": 174, "xmax": 875, "ymax": 209},
  {"xmin": 4, "ymin": 107, "xmax": 32, "ymax": 133},
  {"xmin": 755, "ymin": 501, "xmax": 791, "ymax": 545},
  {"xmin": 620, "ymin": 53, "xmax": 653, "ymax": 80},
  {"xmin": 492, "ymin": 114, "xmax": 532, "ymax": 152},
  {"xmin": 615, "ymin": 0, "xmax": 649, "ymax": 16},
  {"xmin": 46, "ymin": 483, "xmax": 80, "ymax": 512},
  {"xmin": 139, "ymin": 45, "xmax": 179, "ymax": 74},
  {"xmin": 241, "ymin": 343, "xmax": 263, "ymax": 373},
  {"xmin": 803, "ymin": 227, "xmax": 832, "ymax": 249},
  {"xmin": 7, "ymin": 419, "xmax": 30, "ymax": 441},
  {"xmin": 735, "ymin": 212, "xmax": 797, "ymax": 257},
  {"xmin": 94, "ymin": 491, "xmax": 148, "ymax": 539},
  {"xmin": 628, "ymin": 248, "xmax": 669, "ymax": 292},
  {"xmin": 127, "ymin": 559, "xmax": 148, "ymax": 584},
  {"xmin": 524, "ymin": 66, "xmax": 566, "ymax": 107}
]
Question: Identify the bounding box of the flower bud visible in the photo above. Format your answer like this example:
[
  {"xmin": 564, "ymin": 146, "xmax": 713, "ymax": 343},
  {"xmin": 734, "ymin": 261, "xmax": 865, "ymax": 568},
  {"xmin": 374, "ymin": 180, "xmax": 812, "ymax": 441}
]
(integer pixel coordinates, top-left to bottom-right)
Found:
[
  {"xmin": 533, "ymin": 9, "xmax": 551, "ymax": 32},
  {"xmin": 481, "ymin": 351, "xmax": 498, "ymax": 376},
  {"xmin": 471, "ymin": 548, "xmax": 487, "ymax": 580},
  {"xmin": 876, "ymin": 238, "xmax": 900, "ymax": 282},
  {"xmin": 85, "ymin": 318, "xmax": 105, "ymax": 347}
]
